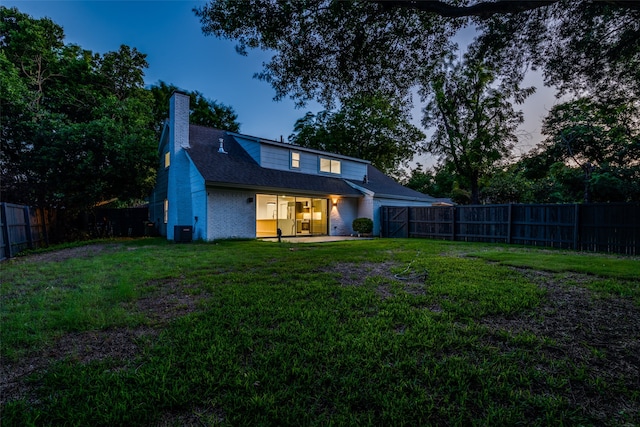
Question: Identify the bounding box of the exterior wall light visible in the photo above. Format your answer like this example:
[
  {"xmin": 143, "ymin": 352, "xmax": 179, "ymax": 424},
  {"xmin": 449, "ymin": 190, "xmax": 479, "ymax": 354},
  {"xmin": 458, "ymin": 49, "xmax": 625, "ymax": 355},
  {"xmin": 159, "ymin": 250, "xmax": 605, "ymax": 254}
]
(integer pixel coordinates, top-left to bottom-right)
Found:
[{"xmin": 332, "ymin": 198, "xmax": 338, "ymax": 206}]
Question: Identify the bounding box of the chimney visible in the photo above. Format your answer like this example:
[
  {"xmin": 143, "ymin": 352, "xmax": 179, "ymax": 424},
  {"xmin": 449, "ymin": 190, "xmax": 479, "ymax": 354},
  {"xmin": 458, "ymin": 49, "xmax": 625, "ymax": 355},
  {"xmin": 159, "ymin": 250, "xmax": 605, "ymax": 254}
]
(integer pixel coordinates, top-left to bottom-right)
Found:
[
  {"xmin": 166, "ymin": 91, "xmax": 192, "ymax": 240},
  {"xmin": 170, "ymin": 91, "xmax": 190, "ymax": 152}
]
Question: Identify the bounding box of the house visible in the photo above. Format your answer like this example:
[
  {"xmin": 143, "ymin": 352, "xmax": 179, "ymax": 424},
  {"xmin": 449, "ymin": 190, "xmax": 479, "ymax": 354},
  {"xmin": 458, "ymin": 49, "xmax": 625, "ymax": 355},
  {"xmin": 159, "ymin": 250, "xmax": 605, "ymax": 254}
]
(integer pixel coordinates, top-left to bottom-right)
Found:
[{"xmin": 149, "ymin": 91, "xmax": 436, "ymax": 241}]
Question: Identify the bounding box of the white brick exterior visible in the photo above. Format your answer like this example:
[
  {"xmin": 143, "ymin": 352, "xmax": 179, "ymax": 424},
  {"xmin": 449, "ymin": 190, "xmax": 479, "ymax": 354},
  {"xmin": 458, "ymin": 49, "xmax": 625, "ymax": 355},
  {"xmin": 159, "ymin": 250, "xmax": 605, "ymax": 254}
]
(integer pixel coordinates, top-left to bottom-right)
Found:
[
  {"xmin": 207, "ymin": 188, "xmax": 256, "ymax": 240},
  {"xmin": 330, "ymin": 197, "xmax": 360, "ymax": 235}
]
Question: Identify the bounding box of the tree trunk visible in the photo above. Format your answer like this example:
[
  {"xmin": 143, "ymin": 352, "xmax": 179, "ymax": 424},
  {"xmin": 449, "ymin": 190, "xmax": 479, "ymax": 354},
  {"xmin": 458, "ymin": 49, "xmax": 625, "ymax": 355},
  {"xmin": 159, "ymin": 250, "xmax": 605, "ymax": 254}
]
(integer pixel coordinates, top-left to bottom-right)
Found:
[{"xmin": 470, "ymin": 178, "xmax": 480, "ymax": 205}]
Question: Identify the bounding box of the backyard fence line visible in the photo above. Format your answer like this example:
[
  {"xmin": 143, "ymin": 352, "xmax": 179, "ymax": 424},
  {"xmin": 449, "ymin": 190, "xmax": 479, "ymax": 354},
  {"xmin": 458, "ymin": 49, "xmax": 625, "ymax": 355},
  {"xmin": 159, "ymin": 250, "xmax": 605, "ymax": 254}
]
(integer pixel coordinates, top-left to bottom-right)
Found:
[
  {"xmin": 0, "ymin": 203, "xmax": 51, "ymax": 261},
  {"xmin": 381, "ymin": 203, "xmax": 639, "ymax": 255},
  {"xmin": 0, "ymin": 204, "xmax": 153, "ymax": 261}
]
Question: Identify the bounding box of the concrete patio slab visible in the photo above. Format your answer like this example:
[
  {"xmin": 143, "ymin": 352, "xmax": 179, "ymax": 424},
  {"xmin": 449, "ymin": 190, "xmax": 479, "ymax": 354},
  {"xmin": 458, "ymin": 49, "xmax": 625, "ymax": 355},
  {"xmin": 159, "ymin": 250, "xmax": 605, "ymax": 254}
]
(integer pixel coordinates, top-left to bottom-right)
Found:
[{"xmin": 260, "ymin": 236, "xmax": 373, "ymax": 243}]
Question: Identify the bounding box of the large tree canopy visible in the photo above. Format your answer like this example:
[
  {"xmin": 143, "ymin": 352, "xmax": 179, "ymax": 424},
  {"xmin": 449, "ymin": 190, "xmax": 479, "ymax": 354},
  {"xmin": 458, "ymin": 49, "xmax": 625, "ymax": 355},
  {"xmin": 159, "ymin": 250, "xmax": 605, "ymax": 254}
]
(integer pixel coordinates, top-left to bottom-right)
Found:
[
  {"xmin": 537, "ymin": 97, "xmax": 640, "ymax": 202},
  {"xmin": 471, "ymin": 0, "xmax": 640, "ymax": 101},
  {"xmin": 422, "ymin": 59, "xmax": 534, "ymax": 204},
  {"xmin": 289, "ymin": 92, "xmax": 425, "ymax": 175},
  {"xmin": 195, "ymin": 0, "xmax": 640, "ymax": 106},
  {"xmin": 195, "ymin": 0, "xmax": 457, "ymax": 107},
  {"xmin": 0, "ymin": 7, "xmax": 156, "ymax": 217},
  {"xmin": 540, "ymin": 98, "xmax": 639, "ymax": 170}
]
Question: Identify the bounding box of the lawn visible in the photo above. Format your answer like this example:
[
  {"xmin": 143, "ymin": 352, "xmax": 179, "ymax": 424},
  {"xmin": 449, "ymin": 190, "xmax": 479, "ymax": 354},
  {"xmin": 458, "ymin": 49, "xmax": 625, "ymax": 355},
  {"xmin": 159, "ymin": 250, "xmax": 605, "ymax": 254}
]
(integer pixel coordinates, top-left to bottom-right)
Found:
[{"xmin": 1, "ymin": 238, "xmax": 639, "ymax": 426}]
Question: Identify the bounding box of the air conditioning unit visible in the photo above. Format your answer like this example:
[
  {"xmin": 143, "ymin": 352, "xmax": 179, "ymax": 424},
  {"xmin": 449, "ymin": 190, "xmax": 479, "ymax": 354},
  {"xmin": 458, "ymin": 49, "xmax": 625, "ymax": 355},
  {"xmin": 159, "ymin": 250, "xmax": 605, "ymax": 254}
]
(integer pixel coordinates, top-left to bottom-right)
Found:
[{"xmin": 174, "ymin": 225, "xmax": 193, "ymax": 243}]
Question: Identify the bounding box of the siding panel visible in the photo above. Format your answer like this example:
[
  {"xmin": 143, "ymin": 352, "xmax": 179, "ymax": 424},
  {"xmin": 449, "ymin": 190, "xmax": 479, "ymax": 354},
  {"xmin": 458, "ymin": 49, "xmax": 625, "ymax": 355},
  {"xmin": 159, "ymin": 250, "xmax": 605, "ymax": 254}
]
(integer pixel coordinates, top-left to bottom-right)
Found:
[
  {"xmin": 234, "ymin": 136, "xmax": 261, "ymax": 163},
  {"xmin": 260, "ymin": 145, "xmax": 290, "ymax": 170}
]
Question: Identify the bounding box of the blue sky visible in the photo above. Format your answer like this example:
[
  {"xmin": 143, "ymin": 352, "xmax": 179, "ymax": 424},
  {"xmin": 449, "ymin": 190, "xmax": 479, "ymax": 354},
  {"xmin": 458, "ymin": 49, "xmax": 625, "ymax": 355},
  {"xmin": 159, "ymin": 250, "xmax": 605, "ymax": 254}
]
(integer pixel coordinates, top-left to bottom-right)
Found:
[{"xmin": 5, "ymin": 0, "xmax": 558, "ymax": 169}]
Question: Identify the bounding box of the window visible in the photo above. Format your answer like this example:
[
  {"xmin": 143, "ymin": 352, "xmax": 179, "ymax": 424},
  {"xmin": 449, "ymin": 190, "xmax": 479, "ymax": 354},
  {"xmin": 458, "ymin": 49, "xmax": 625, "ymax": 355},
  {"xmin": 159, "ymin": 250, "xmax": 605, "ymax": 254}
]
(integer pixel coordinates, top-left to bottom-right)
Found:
[
  {"xmin": 291, "ymin": 152, "xmax": 300, "ymax": 169},
  {"xmin": 320, "ymin": 157, "xmax": 341, "ymax": 174},
  {"xmin": 163, "ymin": 199, "xmax": 168, "ymax": 224},
  {"xmin": 164, "ymin": 152, "xmax": 170, "ymax": 168}
]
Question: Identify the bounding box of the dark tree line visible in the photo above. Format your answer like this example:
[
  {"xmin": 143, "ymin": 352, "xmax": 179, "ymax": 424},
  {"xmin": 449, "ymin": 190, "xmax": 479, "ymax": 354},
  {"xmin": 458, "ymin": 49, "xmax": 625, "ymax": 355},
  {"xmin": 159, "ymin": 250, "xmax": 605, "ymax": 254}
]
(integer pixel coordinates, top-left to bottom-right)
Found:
[{"xmin": 1, "ymin": 7, "xmax": 240, "ymax": 239}]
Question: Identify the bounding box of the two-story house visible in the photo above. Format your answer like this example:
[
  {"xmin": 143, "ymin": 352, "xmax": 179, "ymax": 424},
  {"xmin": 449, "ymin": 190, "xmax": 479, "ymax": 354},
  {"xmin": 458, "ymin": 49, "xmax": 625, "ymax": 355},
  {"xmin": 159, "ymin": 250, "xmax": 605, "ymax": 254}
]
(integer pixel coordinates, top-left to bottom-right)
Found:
[{"xmin": 149, "ymin": 91, "xmax": 436, "ymax": 241}]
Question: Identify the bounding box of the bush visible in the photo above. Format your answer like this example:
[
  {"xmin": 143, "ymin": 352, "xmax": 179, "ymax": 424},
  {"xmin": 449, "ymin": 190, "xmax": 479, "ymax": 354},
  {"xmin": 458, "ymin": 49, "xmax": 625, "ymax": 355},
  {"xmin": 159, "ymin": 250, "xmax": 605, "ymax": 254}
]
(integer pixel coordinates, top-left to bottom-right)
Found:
[{"xmin": 352, "ymin": 217, "xmax": 373, "ymax": 234}]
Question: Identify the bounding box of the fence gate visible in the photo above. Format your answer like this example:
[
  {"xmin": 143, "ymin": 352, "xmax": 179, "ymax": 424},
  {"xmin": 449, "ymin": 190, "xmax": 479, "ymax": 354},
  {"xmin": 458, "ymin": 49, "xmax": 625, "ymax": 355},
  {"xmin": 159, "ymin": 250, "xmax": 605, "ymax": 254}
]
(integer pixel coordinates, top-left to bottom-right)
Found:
[{"xmin": 381, "ymin": 206, "xmax": 409, "ymax": 238}]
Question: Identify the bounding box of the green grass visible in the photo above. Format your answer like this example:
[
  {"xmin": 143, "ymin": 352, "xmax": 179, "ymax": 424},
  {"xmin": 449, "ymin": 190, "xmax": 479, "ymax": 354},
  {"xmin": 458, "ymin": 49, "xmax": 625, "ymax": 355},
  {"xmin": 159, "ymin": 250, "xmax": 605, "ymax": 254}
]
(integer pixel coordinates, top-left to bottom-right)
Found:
[
  {"xmin": 467, "ymin": 246, "xmax": 639, "ymax": 280},
  {"xmin": 1, "ymin": 238, "xmax": 638, "ymax": 426},
  {"xmin": 467, "ymin": 245, "xmax": 640, "ymax": 304}
]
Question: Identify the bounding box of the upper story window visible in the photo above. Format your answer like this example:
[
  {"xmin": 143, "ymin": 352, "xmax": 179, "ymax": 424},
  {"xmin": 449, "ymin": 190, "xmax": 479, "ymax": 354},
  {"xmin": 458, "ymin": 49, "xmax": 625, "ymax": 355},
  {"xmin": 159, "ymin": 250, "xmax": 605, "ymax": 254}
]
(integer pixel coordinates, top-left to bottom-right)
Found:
[
  {"xmin": 320, "ymin": 157, "xmax": 341, "ymax": 175},
  {"xmin": 164, "ymin": 152, "xmax": 170, "ymax": 168},
  {"xmin": 291, "ymin": 152, "xmax": 300, "ymax": 169}
]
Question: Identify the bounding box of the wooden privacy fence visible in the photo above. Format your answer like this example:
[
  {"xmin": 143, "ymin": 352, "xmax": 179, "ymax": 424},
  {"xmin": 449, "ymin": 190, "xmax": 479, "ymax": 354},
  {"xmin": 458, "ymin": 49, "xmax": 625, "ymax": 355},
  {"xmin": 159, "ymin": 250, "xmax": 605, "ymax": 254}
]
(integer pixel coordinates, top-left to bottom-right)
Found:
[
  {"xmin": 0, "ymin": 203, "xmax": 51, "ymax": 261},
  {"xmin": 381, "ymin": 203, "xmax": 639, "ymax": 255},
  {"xmin": 93, "ymin": 207, "xmax": 151, "ymax": 238},
  {"xmin": 0, "ymin": 204, "xmax": 152, "ymax": 260}
]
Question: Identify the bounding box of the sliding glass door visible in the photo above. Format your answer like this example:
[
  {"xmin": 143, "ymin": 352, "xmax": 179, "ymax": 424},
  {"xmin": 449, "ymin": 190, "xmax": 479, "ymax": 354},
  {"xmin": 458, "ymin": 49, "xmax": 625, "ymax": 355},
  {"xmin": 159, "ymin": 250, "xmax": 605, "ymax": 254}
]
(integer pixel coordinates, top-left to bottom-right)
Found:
[{"xmin": 256, "ymin": 194, "xmax": 328, "ymax": 237}]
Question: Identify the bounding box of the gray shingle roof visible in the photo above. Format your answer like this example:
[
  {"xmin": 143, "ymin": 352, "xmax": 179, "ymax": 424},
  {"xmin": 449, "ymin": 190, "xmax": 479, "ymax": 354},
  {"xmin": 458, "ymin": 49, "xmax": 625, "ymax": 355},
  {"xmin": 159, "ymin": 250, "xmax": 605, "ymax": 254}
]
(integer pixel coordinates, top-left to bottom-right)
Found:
[
  {"xmin": 346, "ymin": 165, "xmax": 436, "ymax": 201},
  {"xmin": 185, "ymin": 125, "xmax": 362, "ymax": 197}
]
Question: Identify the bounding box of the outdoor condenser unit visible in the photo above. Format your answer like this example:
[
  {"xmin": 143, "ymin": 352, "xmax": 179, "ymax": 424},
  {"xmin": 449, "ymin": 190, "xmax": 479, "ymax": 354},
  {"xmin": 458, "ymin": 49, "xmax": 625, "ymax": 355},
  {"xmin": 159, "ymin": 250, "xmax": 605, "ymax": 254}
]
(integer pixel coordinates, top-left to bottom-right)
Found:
[{"xmin": 174, "ymin": 225, "xmax": 193, "ymax": 243}]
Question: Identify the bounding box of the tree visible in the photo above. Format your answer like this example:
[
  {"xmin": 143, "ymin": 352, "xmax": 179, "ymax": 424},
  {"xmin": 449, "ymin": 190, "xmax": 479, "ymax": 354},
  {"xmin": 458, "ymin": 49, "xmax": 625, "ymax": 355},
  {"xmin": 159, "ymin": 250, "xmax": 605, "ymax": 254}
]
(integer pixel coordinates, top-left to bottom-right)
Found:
[
  {"xmin": 99, "ymin": 45, "xmax": 148, "ymax": 101},
  {"xmin": 472, "ymin": 1, "xmax": 640, "ymax": 102},
  {"xmin": 539, "ymin": 97, "xmax": 640, "ymax": 202},
  {"xmin": 402, "ymin": 163, "xmax": 449, "ymax": 198},
  {"xmin": 481, "ymin": 168, "xmax": 534, "ymax": 204},
  {"xmin": 1, "ymin": 7, "xmax": 157, "ymax": 227},
  {"xmin": 195, "ymin": 0, "xmax": 457, "ymax": 107},
  {"xmin": 194, "ymin": 1, "xmax": 640, "ymax": 106},
  {"xmin": 422, "ymin": 59, "xmax": 534, "ymax": 204},
  {"xmin": 0, "ymin": 6, "xmax": 65, "ymax": 108},
  {"xmin": 403, "ymin": 163, "xmax": 435, "ymax": 196},
  {"xmin": 289, "ymin": 93, "xmax": 424, "ymax": 175},
  {"xmin": 149, "ymin": 81, "xmax": 240, "ymax": 136}
]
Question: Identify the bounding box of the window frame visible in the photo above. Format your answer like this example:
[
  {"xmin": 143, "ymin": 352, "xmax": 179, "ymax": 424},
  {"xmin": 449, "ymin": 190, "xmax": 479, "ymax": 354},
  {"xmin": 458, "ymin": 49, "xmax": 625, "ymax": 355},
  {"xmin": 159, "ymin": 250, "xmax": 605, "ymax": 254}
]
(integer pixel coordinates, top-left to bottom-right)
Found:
[
  {"xmin": 319, "ymin": 157, "xmax": 341, "ymax": 175},
  {"xmin": 291, "ymin": 151, "xmax": 300, "ymax": 169}
]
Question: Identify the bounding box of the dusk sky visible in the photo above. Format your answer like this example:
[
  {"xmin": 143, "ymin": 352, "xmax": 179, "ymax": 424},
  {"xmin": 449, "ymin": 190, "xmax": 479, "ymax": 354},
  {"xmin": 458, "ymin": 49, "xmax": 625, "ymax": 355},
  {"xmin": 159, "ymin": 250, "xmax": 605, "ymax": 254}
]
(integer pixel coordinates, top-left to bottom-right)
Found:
[{"xmin": 5, "ymin": 0, "xmax": 560, "ymax": 169}]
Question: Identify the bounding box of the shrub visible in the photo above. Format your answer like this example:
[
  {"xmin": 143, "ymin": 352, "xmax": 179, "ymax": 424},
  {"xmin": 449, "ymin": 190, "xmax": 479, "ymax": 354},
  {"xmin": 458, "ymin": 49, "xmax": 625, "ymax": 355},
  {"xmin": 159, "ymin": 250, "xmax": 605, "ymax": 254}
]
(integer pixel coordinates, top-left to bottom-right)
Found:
[{"xmin": 352, "ymin": 217, "xmax": 373, "ymax": 234}]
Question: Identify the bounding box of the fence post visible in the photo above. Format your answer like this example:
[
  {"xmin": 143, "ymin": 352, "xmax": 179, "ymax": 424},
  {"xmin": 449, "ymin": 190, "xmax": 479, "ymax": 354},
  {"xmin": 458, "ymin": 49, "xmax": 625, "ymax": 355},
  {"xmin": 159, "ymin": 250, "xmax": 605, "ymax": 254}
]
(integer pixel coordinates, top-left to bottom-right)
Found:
[
  {"xmin": 507, "ymin": 203, "xmax": 513, "ymax": 244},
  {"xmin": 573, "ymin": 203, "xmax": 580, "ymax": 250},
  {"xmin": 451, "ymin": 206, "xmax": 457, "ymax": 241},
  {"xmin": 1, "ymin": 203, "xmax": 11, "ymax": 259},
  {"xmin": 23, "ymin": 206, "xmax": 34, "ymax": 250},
  {"xmin": 40, "ymin": 207, "xmax": 49, "ymax": 246}
]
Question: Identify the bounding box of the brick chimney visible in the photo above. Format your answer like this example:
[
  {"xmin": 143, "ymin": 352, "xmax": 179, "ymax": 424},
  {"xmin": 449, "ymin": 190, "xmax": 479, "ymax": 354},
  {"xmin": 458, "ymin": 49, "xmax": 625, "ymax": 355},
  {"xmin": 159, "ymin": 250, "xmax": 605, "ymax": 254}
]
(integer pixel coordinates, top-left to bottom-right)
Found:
[{"xmin": 166, "ymin": 91, "xmax": 192, "ymax": 239}]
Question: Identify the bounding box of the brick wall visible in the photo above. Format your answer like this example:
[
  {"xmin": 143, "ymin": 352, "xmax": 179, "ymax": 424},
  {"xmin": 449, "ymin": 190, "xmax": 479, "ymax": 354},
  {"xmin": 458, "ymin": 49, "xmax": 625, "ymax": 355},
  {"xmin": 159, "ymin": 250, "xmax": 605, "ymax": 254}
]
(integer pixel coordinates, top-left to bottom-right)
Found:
[
  {"xmin": 329, "ymin": 197, "xmax": 359, "ymax": 236},
  {"xmin": 207, "ymin": 189, "xmax": 256, "ymax": 240},
  {"xmin": 166, "ymin": 92, "xmax": 193, "ymax": 240}
]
